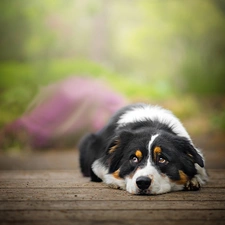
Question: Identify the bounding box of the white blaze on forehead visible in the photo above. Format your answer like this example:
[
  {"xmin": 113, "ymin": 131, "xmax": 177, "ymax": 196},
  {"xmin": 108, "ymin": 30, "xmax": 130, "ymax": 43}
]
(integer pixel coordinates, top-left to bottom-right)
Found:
[
  {"xmin": 117, "ymin": 105, "xmax": 191, "ymax": 140},
  {"xmin": 137, "ymin": 134, "xmax": 159, "ymax": 176},
  {"xmin": 148, "ymin": 134, "xmax": 159, "ymax": 152},
  {"xmin": 130, "ymin": 134, "xmax": 159, "ymax": 179}
]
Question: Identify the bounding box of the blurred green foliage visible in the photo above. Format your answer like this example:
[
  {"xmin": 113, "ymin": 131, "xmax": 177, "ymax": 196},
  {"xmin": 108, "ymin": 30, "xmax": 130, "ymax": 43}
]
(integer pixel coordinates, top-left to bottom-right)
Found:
[
  {"xmin": 0, "ymin": 0, "xmax": 225, "ymax": 132},
  {"xmin": 212, "ymin": 110, "xmax": 225, "ymax": 131},
  {"xmin": 0, "ymin": 59, "xmax": 173, "ymax": 127}
]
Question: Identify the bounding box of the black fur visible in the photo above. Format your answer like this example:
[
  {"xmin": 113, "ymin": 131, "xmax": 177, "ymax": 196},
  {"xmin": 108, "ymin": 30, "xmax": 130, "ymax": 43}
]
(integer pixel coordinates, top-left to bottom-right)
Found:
[{"xmin": 79, "ymin": 133, "xmax": 102, "ymax": 180}]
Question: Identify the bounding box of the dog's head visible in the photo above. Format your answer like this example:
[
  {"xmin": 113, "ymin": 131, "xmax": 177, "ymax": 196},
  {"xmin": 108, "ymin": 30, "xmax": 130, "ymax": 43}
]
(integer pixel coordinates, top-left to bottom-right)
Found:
[{"xmin": 105, "ymin": 129, "xmax": 205, "ymax": 195}]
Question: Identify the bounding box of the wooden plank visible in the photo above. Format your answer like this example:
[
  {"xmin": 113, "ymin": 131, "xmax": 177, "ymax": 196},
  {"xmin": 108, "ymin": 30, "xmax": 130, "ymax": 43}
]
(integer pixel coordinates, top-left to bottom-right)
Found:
[
  {"xmin": 0, "ymin": 221, "xmax": 224, "ymax": 225},
  {"xmin": 1, "ymin": 210, "xmax": 224, "ymax": 221},
  {"xmin": 0, "ymin": 170, "xmax": 81, "ymax": 180},
  {"xmin": 1, "ymin": 188, "xmax": 225, "ymax": 201},
  {"xmin": 208, "ymin": 170, "xmax": 225, "ymax": 179},
  {"xmin": 0, "ymin": 179, "xmax": 224, "ymax": 188},
  {"xmin": 0, "ymin": 169, "xmax": 224, "ymax": 180},
  {"xmin": 1, "ymin": 169, "xmax": 225, "ymax": 225},
  {"xmin": 1, "ymin": 200, "xmax": 225, "ymax": 210},
  {"xmin": 0, "ymin": 151, "xmax": 78, "ymax": 170},
  {"xmin": 0, "ymin": 180, "xmax": 103, "ymax": 188}
]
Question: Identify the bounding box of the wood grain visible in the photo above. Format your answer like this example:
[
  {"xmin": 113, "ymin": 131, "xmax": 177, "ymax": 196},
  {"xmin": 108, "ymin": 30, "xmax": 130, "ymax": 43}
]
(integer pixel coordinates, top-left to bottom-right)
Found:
[{"xmin": 0, "ymin": 169, "xmax": 225, "ymax": 225}]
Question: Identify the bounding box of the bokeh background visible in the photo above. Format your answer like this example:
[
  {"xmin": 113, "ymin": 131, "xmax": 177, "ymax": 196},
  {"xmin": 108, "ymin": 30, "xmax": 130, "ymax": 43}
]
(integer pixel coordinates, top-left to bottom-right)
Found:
[{"xmin": 0, "ymin": 0, "xmax": 225, "ymax": 168}]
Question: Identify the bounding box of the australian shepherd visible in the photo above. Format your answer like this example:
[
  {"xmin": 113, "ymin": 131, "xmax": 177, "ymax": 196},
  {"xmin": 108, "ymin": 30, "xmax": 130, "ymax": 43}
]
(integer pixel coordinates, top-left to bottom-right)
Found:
[{"xmin": 79, "ymin": 103, "xmax": 208, "ymax": 195}]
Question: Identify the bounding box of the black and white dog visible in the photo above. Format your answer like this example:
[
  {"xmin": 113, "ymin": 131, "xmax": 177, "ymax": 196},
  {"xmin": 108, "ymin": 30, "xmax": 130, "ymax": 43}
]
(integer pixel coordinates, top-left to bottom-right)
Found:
[{"xmin": 79, "ymin": 103, "xmax": 208, "ymax": 195}]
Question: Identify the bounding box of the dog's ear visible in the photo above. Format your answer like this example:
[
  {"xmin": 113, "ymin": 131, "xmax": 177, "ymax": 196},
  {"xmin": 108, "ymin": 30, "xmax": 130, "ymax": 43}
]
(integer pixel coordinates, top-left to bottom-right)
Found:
[
  {"xmin": 176, "ymin": 137, "xmax": 204, "ymax": 167},
  {"xmin": 185, "ymin": 144, "xmax": 204, "ymax": 167},
  {"xmin": 172, "ymin": 136, "xmax": 204, "ymax": 180},
  {"xmin": 107, "ymin": 130, "xmax": 134, "ymax": 173},
  {"xmin": 107, "ymin": 138, "xmax": 120, "ymax": 155},
  {"xmin": 107, "ymin": 130, "xmax": 134, "ymax": 155}
]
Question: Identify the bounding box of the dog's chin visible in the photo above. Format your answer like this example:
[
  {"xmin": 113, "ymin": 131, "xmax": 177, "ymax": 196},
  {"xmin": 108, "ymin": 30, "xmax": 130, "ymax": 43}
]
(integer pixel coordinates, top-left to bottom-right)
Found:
[
  {"xmin": 137, "ymin": 190, "xmax": 151, "ymax": 195},
  {"xmin": 130, "ymin": 185, "xmax": 172, "ymax": 195},
  {"xmin": 134, "ymin": 189, "xmax": 152, "ymax": 195}
]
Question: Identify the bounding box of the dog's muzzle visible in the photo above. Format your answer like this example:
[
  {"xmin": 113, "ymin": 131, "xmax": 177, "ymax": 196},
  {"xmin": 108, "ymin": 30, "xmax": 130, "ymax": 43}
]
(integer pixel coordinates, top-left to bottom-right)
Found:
[{"xmin": 136, "ymin": 176, "xmax": 151, "ymax": 190}]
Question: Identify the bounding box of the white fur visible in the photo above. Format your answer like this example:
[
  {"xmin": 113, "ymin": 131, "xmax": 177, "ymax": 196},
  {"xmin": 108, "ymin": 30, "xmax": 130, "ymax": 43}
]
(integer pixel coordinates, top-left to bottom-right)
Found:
[
  {"xmin": 148, "ymin": 134, "xmax": 159, "ymax": 150},
  {"xmin": 104, "ymin": 174, "xmax": 126, "ymax": 190},
  {"xmin": 92, "ymin": 159, "xmax": 108, "ymax": 181},
  {"xmin": 92, "ymin": 159, "xmax": 126, "ymax": 190},
  {"xmin": 194, "ymin": 163, "xmax": 208, "ymax": 184},
  {"xmin": 117, "ymin": 104, "xmax": 191, "ymax": 141},
  {"xmin": 125, "ymin": 162, "xmax": 179, "ymax": 195}
]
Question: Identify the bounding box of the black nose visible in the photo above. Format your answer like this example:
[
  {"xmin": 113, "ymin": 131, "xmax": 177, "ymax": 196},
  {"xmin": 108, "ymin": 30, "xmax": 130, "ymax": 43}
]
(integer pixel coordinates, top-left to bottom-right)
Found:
[{"xmin": 136, "ymin": 176, "xmax": 151, "ymax": 190}]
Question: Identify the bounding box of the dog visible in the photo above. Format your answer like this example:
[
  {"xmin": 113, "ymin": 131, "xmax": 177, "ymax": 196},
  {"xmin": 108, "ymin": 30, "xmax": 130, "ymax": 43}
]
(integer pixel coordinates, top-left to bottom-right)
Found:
[{"xmin": 79, "ymin": 103, "xmax": 208, "ymax": 195}]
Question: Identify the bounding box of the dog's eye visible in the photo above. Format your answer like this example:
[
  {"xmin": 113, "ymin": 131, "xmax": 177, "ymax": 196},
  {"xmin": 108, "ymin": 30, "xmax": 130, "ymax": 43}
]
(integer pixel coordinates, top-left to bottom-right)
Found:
[
  {"xmin": 130, "ymin": 156, "xmax": 139, "ymax": 164},
  {"xmin": 158, "ymin": 157, "xmax": 168, "ymax": 164}
]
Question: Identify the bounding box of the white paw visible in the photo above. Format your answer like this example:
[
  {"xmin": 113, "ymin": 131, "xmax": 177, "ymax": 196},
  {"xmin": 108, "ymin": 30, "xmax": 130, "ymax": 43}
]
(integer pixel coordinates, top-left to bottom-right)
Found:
[{"xmin": 184, "ymin": 177, "xmax": 201, "ymax": 191}]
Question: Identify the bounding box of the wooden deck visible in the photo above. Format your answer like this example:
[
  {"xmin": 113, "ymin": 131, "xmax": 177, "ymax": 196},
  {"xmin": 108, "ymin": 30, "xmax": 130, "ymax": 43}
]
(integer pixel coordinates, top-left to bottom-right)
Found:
[{"xmin": 0, "ymin": 151, "xmax": 225, "ymax": 225}]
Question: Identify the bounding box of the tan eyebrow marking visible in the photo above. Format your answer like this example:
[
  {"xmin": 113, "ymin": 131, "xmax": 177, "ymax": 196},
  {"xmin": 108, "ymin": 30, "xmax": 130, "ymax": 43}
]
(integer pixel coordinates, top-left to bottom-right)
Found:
[
  {"xmin": 153, "ymin": 146, "xmax": 161, "ymax": 160},
  {"xmin": 135, "ymin": 150, "xmax": 142, "ymax": 159}
]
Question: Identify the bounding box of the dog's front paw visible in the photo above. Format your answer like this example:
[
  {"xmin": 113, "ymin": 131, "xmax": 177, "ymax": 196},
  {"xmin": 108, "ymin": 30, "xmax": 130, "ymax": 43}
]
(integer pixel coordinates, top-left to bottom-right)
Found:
[
  {"xmin": 184, "ymin": 177, "xmax": 201, "ymax": 191},
  {"xmin": 107, "ymin": 183, "xmax": 122, "ymax": 190}
]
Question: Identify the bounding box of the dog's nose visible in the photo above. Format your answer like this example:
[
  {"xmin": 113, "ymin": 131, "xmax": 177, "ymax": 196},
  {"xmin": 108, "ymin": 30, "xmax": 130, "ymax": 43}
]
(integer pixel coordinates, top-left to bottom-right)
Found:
[{"xmin": 136, "ymin": 176, "xmax": 151, "ymax": 190}]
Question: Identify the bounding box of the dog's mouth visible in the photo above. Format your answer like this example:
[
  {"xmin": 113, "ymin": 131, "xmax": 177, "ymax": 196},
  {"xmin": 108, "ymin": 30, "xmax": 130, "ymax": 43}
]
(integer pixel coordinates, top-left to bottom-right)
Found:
[{"xmin": 136, "ymin": 189, "xmax": 151, "ymax": 195}]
